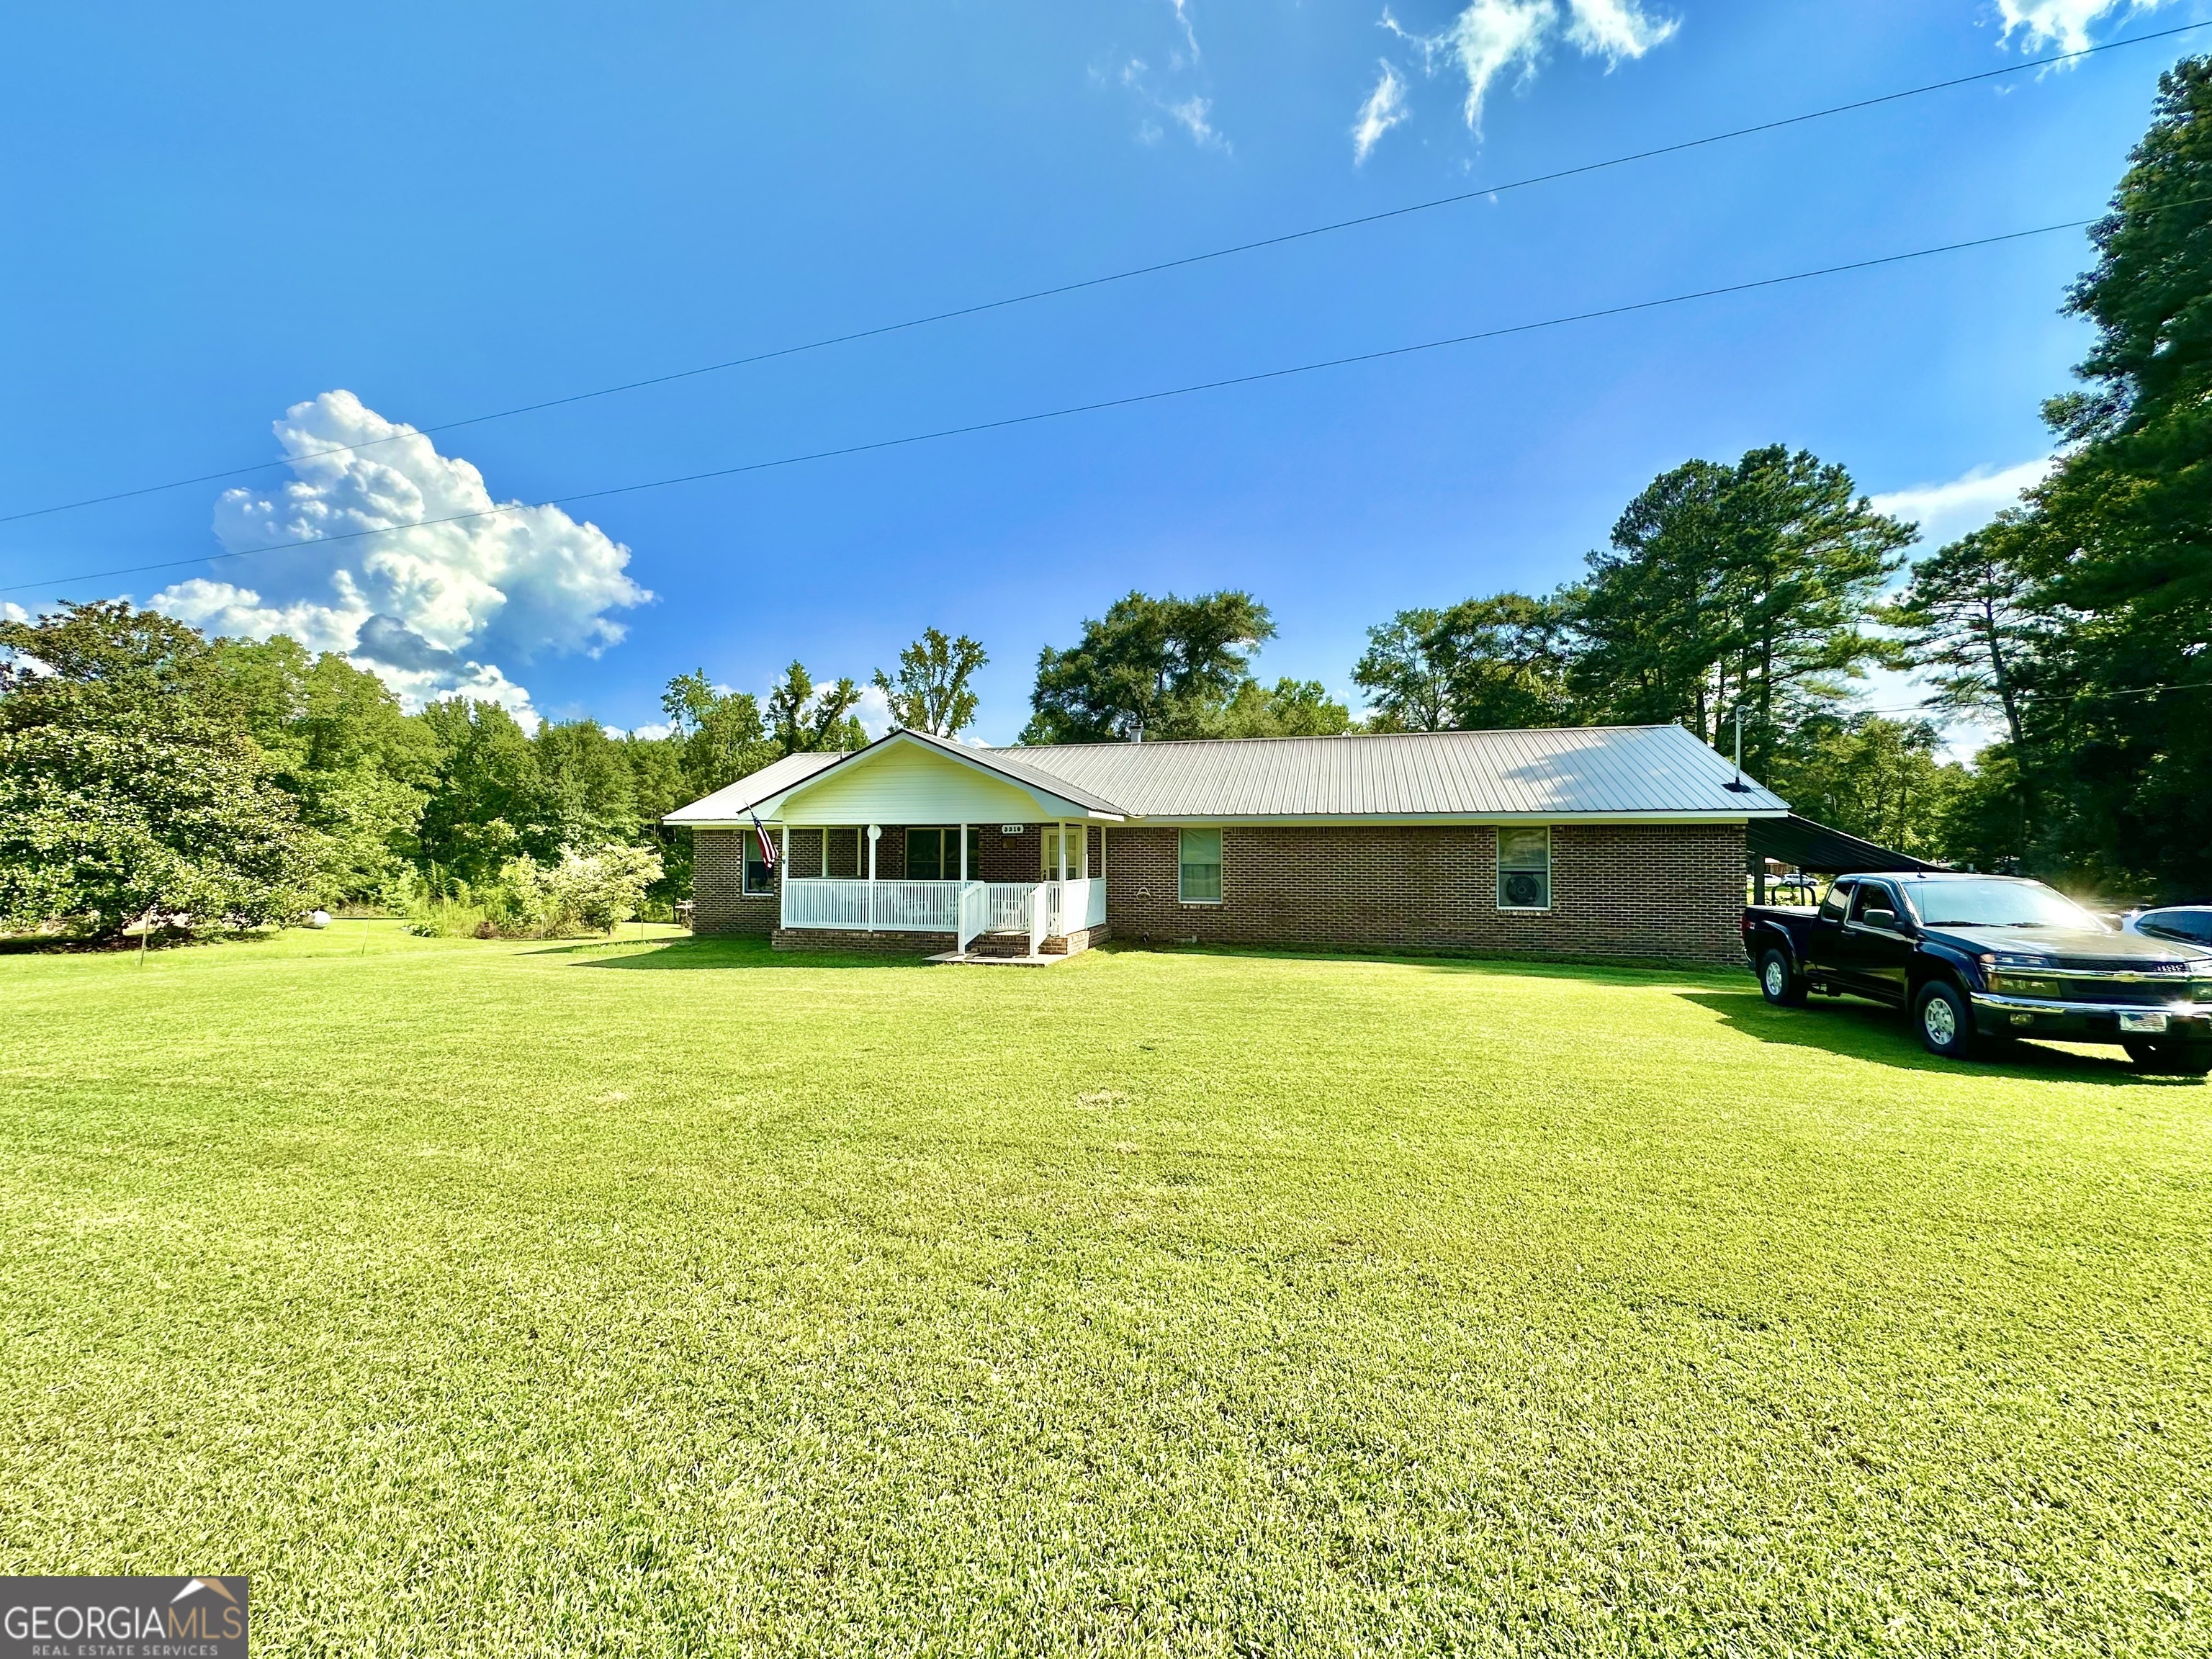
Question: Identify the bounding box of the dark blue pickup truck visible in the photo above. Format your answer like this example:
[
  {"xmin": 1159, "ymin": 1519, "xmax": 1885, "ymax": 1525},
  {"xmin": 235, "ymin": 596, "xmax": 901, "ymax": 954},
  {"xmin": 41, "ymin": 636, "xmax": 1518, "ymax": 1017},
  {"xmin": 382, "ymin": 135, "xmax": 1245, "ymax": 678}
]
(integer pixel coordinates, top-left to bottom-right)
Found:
[{"xmin": 1743, "ymin": 871, "xmax": 2212, "ymax": 1074}]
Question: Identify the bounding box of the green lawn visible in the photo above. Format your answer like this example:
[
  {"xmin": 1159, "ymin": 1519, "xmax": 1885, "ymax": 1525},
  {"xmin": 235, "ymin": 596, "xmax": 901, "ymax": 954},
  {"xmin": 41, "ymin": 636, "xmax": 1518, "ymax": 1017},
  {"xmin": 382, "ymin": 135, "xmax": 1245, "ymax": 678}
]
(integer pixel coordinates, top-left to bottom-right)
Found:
[{"xmin": 2, "ymin": 927, "xmax": 2207, "ymax": 1656}]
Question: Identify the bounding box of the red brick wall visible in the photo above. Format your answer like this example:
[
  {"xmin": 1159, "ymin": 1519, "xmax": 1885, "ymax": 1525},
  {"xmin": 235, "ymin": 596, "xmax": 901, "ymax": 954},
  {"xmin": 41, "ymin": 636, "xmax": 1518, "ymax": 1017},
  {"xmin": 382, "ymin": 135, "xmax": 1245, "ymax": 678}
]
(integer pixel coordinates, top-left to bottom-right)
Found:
[
  {"xmin": 693, "ymin": 828, "xmax": 779, "ymax": 935},
  {"xmin": 1102, "ymin": 823, "xmax": 1745, "ymax": 962}
]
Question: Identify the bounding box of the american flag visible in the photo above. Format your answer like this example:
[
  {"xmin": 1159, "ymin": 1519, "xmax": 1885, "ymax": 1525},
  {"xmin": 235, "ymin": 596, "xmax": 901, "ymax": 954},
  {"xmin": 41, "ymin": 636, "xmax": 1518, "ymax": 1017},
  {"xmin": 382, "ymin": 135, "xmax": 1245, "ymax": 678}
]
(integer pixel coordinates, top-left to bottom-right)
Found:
[{"xmin": 750, "ymin": 812, "xmax": 778, "ymax": 868}]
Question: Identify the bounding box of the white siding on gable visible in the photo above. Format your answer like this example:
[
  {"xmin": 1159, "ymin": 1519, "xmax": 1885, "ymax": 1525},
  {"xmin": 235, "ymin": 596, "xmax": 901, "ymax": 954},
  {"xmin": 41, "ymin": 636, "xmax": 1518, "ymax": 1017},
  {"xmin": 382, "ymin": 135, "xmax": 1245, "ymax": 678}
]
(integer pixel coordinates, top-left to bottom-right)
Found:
[{"xmin": 779, "ymin": 741, "xmax": 1050, "ymax": 825}]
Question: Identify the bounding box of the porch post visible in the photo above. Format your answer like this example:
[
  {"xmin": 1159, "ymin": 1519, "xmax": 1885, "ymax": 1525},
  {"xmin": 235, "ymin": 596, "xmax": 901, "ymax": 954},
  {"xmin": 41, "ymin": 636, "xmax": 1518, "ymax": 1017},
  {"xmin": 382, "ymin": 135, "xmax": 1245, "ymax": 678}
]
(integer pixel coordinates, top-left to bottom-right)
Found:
[
  {"xmin": 1058, "ymin": 822, "xmax": 1067, "ymax": 882},
  {"xmin": 866, "ymin": 824, "xmax": 879, "ymax": 932},
  {"xmin": 959, "ymin": 823, "xmax": 968, "ymax": 882},
  {"xmin": 779, "ymin": 824, "xmax": 790, "ymax": 928}
]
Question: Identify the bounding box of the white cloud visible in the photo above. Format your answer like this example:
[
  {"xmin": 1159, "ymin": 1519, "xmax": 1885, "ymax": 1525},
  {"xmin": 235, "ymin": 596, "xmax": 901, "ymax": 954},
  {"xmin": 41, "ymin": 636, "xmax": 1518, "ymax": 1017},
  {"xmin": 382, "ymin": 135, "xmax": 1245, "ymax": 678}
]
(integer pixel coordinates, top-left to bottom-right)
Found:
[
  {"xmin": 1379, "ymin": 0, "xmax": 1676, "ymax": 137},
  {"xmin": 1107, "ymin": 1, "xmax": 1228, "ymax": 150},
  {"xmin": 1563, "ymin": 0, "xmax": 1678, "ymax": 60},
  {"xmin": 1871, "ymin": 455, "xmax": 2055, "ymax": 548},
  {"xmin": 853, "ymin": 683, "xmax": 895, "ymax": 739},
  {"xmin": 607, "ymin": 721, "xmax": 673, "ymax": 742},
  {"xmin": 150, "ymin": 390, "xmax": 649, "ymax": 723},
  {"xmin": 1, "ymin": 602, "xmax": 29, "ymax": 624},
  {"xmin": 1997, "ymin": 0, "xmax": 2166, "ymax": 53},
  {"xmin": 1118, "ymin": 55, "xmax": 1228, "ymax": 150},
  {"xmin": 1353, "ymin": 60, "xmax": 1412, "ymax": 161},
  {"xmin": 1167, "ymin": 0, "xmax": 1200, "ymax": 63},
  {"xmin": 1166, "ymin": 94, "xmax": 1220, "ymax": 145}
]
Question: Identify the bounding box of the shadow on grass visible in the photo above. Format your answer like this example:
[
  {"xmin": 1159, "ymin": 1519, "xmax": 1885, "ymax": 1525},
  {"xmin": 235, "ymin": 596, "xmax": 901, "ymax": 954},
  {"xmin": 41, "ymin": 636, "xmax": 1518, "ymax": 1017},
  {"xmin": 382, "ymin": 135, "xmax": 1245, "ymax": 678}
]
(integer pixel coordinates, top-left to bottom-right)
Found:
[
  {"xmin": 1112, "ymin": 939, "xmax": 1743, "ymax": 989},
  {"xmin": 554, "ymin": 935, "xmax": 934, "ymax": 971},
  {"xmin": 1683, "ymin": 987, "xmax": 2197, "ymax": 1087},
  {"xmin": 553, "ymin": 934, "xmax": 1750, "ymax": 984}
]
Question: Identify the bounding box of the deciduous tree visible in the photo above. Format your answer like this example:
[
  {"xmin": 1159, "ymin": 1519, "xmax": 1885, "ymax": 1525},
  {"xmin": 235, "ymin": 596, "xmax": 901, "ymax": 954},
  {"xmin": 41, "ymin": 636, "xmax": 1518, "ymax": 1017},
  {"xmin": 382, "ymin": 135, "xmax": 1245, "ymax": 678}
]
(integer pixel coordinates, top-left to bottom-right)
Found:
[
  {"xmin": 1023, "ymin": 590, "xmax": 1274, "ymax": 743},
  {"xmin": 873, "ymin": 629, "xmax": 987, "ymax": 737}
]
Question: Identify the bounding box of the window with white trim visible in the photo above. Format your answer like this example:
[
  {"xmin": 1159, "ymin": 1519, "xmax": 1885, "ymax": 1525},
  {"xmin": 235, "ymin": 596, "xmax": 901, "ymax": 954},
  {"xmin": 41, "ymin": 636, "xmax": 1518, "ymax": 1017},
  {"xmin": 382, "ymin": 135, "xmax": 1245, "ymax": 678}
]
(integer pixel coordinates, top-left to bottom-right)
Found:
[
  {"xmin": 1178, "ymin": 828, "xmax": 1222, "ymax": 904},
  {"xmin": 742, "ymin": 830, "xmax": 776, "ymax": 896},
  {"xmin": 1496, "ymin": 826, "xmax": 1550, "ymax": 911}
]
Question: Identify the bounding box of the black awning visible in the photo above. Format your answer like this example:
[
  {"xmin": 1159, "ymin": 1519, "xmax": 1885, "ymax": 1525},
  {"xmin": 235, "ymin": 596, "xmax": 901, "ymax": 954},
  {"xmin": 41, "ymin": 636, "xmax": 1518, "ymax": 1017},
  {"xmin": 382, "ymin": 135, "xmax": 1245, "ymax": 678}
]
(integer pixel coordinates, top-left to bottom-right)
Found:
[{"xmin": 1746, "ymin": 813, "xmax": 1941, "ymax": 875}]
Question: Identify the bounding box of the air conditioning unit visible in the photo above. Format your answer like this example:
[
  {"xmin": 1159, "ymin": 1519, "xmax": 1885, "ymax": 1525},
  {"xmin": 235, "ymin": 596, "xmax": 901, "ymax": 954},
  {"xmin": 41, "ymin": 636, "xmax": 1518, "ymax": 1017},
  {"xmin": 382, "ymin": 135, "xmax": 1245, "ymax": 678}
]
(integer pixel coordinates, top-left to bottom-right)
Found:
[{"xmin": 1502, "ymin": 871, "xmax": 1546, "ymax": 909}]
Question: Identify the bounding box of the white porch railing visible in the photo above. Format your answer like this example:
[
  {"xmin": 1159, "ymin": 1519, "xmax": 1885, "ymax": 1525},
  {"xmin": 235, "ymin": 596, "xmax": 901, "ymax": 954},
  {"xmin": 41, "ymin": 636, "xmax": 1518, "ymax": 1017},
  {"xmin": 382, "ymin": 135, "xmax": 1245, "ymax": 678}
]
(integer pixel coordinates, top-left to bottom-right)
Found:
[
  {"xmin": 787, "ymin": 877, "xmax": 1105, "ymax": 954},
  {"xmin": 781, "ymin": 878, "xmax": 959, "ymax": 933}
]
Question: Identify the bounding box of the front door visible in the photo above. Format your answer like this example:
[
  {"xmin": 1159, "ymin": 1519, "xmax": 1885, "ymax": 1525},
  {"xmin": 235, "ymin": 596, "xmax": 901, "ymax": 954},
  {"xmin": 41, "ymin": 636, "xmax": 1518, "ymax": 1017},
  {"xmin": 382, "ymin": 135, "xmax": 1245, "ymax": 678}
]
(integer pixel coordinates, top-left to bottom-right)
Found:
[{"xmin": 1039, "ymin": 825, "xmax": 1083, "ymax": 881}]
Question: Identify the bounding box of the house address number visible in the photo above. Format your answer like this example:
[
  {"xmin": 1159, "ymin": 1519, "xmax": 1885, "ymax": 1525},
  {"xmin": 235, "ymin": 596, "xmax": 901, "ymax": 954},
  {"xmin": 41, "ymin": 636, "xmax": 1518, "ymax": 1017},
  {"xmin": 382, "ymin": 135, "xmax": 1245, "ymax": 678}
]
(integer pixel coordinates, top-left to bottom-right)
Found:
[{"xmin": 1000, "ymin": 824, "xmax": 1025, "ymax": 834}]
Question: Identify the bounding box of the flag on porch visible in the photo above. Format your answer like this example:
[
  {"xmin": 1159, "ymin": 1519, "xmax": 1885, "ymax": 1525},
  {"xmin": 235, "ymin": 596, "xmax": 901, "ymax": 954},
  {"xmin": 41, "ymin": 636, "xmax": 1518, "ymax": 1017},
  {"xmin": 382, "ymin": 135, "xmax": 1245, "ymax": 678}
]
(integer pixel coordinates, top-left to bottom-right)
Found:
[{"xmin": 750, "ymin": 812, "xmax": 778, "ymax": 869}]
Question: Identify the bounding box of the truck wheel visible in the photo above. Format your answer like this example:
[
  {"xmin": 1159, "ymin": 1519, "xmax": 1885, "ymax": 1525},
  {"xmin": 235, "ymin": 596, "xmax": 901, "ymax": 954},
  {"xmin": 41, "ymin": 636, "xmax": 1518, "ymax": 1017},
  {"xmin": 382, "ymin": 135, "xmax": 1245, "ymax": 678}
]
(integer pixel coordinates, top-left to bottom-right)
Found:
[
  {"xmin": 1758, "ymin": 947, "xmax": 1806, "ymax": 1007},
  {"xmin": 2124, "ymin": 1039, "xmax": 2212, "ymax": 1077},
  {"xmin": 1913, "ymin": 980, "xmax": 1978, "ymax": 1060}
]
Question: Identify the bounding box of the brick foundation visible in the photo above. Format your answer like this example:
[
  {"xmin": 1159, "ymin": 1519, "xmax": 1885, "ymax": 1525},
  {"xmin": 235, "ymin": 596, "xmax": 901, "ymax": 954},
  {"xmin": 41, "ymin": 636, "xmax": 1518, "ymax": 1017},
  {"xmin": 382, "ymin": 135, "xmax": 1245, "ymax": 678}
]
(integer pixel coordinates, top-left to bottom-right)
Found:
[
  {"xmin": 1102, "ymin": 823, "xmax": 1744, "ymax": 963},
  {"xmin": 770, "ymin": 928, "xmax": 956, "ymax": 953}
]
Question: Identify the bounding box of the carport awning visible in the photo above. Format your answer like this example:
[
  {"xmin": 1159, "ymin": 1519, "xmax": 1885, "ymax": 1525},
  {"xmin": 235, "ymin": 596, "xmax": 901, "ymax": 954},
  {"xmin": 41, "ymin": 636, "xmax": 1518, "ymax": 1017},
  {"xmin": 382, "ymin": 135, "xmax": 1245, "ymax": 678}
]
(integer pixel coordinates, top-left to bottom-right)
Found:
[{"xmin": 1746, "ymin": 813, "xmax": 1942, "ymax": 875}]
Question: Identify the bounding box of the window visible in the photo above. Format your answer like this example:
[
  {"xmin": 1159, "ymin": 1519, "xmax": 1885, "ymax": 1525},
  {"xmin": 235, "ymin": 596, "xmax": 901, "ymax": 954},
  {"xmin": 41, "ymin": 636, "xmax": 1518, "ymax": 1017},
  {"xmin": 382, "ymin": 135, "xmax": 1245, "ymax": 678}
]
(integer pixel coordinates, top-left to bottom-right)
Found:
[
  {"xmin": 742, "ymin": 830, "xmax": 775, "ymax": 896},
  {"xmin": 1849, "ymin": 882, "xmax": 1899, "ymax": 927},
  {"xmin": 1178, "ymin": 829, "xmax": 1222, "ymax": 904},
  {"xmin": 1819, "ymin": 881, "xmax": 1851, "ymax": 922},
  {"xmin": 906, "ymin": 827, "xmax": 943, "ymax": 881},
  {"xmin": 2142, "ymin": 908, "xmax": 2212, "ymax": 945},
  {"xmin": 1496, "ymin": 826, "xmax": 1550, "ymax": 911},
  {"xmin": 902, "ymin": 827, "xmax": 977, "ymax": 881},
  {"xmin": 824, "ymin": 827, "xmax": 862, "ymax": 878}
]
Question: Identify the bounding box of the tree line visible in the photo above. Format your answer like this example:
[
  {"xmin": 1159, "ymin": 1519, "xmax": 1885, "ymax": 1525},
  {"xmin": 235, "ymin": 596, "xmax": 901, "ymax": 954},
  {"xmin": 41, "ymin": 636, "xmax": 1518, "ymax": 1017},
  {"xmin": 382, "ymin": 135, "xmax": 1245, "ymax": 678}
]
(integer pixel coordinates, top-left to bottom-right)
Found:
[
  {"xmin": 5, "ymin": 58, "xmax": 2208, "ymax": 937},
  {"xmin": 0, "ymin": 611, "xmax": 994, "ymax": 939}
]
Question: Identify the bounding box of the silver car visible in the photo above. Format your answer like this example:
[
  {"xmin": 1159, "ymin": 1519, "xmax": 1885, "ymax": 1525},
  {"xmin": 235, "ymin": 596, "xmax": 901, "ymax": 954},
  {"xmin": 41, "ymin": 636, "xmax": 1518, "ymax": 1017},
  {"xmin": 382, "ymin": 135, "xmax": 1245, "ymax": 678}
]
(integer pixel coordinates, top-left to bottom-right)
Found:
[{"xmin": 2125, "ymin": 906, "xmax": 2212, "ymax": 948}]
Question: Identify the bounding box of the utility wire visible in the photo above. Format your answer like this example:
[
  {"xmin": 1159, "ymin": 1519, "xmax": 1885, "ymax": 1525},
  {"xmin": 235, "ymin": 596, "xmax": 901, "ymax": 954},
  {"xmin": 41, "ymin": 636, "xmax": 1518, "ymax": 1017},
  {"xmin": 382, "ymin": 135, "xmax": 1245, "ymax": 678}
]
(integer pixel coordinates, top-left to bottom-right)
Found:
[
  {"xmin": 0, "ymin": 213, "xmax": 2117, "ymax": 599},
  {"xmin": 3, "ymin": 17, "xmax": 2206, "ymax": 529},
  {"xmin": 1856, "ymin": 676, "xmax": 2212, "ymax": 717}
]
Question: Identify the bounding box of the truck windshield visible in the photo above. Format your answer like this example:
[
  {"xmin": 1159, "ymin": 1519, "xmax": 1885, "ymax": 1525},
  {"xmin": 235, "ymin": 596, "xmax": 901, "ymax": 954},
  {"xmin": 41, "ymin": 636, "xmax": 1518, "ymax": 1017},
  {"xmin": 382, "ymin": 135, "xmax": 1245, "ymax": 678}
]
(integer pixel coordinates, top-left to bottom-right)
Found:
[{"xmin": 1905, "ymin": 881, "xmax": 2103, "ymax": 930}]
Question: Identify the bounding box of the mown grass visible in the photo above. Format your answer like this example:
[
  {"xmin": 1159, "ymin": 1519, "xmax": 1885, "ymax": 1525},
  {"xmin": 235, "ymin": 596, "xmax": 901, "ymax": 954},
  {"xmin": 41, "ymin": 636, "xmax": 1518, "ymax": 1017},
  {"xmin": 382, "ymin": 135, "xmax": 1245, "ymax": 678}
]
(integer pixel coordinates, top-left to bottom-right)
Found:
[{"xmin": 1, "ymin": 925, "xmax": 2207, "ymax": 1656}]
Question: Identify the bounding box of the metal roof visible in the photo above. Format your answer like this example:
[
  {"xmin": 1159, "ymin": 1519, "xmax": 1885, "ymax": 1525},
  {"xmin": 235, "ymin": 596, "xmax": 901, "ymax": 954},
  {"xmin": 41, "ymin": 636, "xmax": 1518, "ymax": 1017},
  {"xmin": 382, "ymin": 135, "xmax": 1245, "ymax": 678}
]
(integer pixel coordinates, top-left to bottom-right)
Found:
[
  {"xmin": 664, "ymin": 723, "xmax": 1790, "ymax": 824},
  {"xmin": 989, "ymin": 724, "xmax": 1790, "ymax": 819},
  {"xmin": 661, "ymin": 750, "xmax": 843, "ymax": 823},
  {"xmin": 1748, "ymin": 813, "xmax": 1941, "ymax": 873},
  {"xmin": 660, "ymin": 729, "xmax": 1123, "ymax": 824}
]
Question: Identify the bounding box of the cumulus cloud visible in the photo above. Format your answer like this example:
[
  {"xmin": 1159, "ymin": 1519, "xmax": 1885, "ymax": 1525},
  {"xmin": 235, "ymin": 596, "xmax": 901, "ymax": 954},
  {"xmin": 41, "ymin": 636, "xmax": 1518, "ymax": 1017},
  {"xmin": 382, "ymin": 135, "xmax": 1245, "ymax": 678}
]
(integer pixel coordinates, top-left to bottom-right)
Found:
[
  {"xmin": 1, "ymin": 602, "xmax": 30, "ymax": 624},
  {"xmin": 1871, "ymin": 455, "xmax": 2056, "ymax": 548},
  {"xmin": 1353, "ymin": 61, "xmax": 1412, "ymax": 161},
  {"xmin": 853, "ymin": 683, "xmax": 895, "ymax": 739},
  {"xmin": 1997, "ymin": 0, "xmax": 2166, "ymax": 53},
  {"xmin": 1375, "ymin": 0, "xmax": 1676, "ymax": 141},
  {"xmin": 150, "ymin": 390, "xmax": 649, "ymax": 726}
]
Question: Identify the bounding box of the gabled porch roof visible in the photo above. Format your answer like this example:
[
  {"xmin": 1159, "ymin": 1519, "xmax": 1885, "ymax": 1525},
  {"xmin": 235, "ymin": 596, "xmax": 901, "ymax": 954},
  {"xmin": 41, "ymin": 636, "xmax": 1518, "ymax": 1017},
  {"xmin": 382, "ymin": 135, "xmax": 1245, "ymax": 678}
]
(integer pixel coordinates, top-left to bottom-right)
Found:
[{"xmin": 662, "ymin": 728, "xmax": 1125, "ymax": 827}]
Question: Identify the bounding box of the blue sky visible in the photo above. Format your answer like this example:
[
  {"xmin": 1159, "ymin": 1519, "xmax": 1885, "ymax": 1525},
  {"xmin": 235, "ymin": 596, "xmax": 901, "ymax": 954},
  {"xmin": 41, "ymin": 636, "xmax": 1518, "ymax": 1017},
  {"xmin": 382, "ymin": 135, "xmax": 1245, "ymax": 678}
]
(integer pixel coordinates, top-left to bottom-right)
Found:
[{"xmin": 0, "ymin": 0, "xmax": 2202, "ymax": 744}]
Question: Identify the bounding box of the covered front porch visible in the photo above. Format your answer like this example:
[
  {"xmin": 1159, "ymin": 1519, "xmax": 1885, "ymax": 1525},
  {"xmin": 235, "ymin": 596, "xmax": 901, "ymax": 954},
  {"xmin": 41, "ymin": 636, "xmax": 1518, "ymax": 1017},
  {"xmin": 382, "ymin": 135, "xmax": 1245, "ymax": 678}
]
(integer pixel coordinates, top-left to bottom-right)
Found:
[
  {"xmin": 678, "ymin": 729, "xmax": 1123, "ymax": 958},
  {"xmin": 776, "ymin": 819, "xmax": 1107, "ymax": 957}
]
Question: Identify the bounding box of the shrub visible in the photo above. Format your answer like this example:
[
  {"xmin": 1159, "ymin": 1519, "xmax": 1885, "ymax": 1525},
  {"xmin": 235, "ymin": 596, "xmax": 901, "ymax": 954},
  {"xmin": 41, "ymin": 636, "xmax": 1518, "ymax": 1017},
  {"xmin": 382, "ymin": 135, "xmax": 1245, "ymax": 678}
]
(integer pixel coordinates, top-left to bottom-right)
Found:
[
  {"xmin": 517, "ymin": 845, "xmax": 664, "ymax": 934},
  {"xmin": 392, "ymin": 845, "xmax": 663, "ymax": 938}
]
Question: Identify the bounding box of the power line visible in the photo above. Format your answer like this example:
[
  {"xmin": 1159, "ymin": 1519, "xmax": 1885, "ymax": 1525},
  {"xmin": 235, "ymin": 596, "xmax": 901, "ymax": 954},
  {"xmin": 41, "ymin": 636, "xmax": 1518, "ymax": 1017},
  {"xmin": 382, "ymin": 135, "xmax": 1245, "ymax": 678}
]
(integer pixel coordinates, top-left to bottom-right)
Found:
[
  {"xmin": 4, "ymin": 18, "xmax": 2206, "ymax": 531},
  {"xmin": 1800, "ymin": 675, "xmax": 2212, "ymax": 721},
  {"xmin": 0, "ymin": 213, "xmax": 2112, "ymax": 600}
]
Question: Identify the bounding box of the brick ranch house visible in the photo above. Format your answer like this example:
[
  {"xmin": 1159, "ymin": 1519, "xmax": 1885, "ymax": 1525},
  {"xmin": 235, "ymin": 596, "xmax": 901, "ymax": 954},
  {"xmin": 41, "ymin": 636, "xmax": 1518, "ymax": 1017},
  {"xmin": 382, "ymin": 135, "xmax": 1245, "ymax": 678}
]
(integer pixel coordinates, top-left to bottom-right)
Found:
[{"xmin": 663, "ymin": 724, "xmax": 1796, "ymax": 963}]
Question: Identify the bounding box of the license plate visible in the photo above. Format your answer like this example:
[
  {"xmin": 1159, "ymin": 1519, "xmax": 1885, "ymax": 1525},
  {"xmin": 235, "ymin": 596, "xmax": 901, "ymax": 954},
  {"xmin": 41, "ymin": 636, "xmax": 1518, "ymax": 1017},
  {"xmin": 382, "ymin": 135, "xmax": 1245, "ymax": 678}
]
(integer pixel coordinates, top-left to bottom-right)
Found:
[{"xmin": 2120, "ymin": 1011, "xmax": 2169, "ymax": 1034}]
